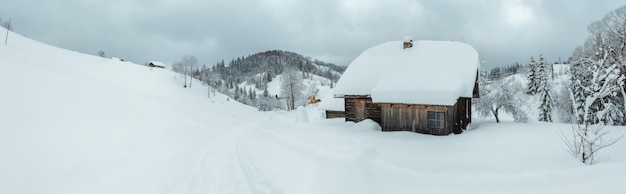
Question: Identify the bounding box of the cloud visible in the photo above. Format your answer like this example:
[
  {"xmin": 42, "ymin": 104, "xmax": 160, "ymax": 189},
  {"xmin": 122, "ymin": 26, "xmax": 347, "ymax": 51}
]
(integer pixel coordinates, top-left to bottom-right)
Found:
[{"xmin": 1, "ymin": 0, "xmax": 624, "ymax": 69}]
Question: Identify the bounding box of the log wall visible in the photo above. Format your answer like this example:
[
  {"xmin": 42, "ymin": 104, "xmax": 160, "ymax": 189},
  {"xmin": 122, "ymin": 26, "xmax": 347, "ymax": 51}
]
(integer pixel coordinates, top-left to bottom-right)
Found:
[
  {"xmin": 380, "ymin": 104, "xmax": 454, "ymax": 135},
  {"xmin": 343, "ymin": 96, "xmax": 472, "ymax": 136},
  {"xmin": 325, "ymin": 110, "xmax": 345, "ymax": 119},
  {"xmin": 344, "ymin": 96, "xmax": 381, "ymax": 124}
]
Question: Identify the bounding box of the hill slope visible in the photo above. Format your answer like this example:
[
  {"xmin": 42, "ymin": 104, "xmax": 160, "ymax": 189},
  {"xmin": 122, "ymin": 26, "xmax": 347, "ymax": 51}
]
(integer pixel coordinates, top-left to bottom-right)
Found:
[{"xmin": 0, "ymin": 27, "xmax": 260, "ymax": 193}]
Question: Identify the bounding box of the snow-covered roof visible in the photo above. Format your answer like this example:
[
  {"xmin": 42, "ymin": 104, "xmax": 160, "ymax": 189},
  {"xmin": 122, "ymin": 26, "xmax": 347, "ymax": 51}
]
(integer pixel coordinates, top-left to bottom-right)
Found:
[
  {"xmin": 333, "ymin": 40, "xmax": 479, "ymax": 106},
  {"xmin": 149, "ymin": 61, "xmax": 166, "ymax": 67},
  {"xmin": 318, "ymin": 88, "xmax": 345, "ymax": 111},
  {"xmin": 403, "ymin": 36, "xmax": 413, "ymax": 43}
]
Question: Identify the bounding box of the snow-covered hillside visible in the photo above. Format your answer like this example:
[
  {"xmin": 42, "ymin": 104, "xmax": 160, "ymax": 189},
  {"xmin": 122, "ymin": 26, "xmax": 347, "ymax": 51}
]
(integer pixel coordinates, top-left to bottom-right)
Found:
[
  {"xmin": 1, "ymin": 28, "xmax": 626, "ymax": 194},
  {"xmin": 263, "ymin": 73, "xmax": 332, "ymax": 97}
]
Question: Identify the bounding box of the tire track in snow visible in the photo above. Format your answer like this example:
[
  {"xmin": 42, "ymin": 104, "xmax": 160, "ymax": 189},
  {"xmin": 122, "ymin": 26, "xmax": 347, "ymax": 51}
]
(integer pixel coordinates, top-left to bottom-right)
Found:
[{"xmin": 169, "ymin": 121, "xmax": 276, "ymax": 194}]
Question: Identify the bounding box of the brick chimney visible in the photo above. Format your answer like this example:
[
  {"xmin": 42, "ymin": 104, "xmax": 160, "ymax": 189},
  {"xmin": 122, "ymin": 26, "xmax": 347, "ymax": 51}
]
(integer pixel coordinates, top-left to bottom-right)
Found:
[{"xmin": 403, "ymin": 36, "xmax": 413, "ymax": 49}]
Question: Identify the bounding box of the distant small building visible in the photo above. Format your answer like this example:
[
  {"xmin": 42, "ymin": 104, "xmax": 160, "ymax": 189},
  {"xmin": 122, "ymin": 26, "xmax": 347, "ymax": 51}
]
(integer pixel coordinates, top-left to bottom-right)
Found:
[
  {"xmin": 148, "ymin": 61, "xmax": 166, "ymax": 68},
  {"xmin": 111, "ymin": 57, "xmax": 125, "ymax": 62},
  {"xmin": 403, "ymin": 36, "xmax": 413, "ymax": 49},
  {"xmin": 332, "ymin": 38, "xmax": 480, "ymax": 135}
]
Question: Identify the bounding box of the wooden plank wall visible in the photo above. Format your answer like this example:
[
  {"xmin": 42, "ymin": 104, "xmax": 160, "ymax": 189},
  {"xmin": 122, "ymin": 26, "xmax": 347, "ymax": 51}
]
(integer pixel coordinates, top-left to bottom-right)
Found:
[
  {"xmin": 325, "ymin": 110, "xmax": 345, "ymax": 119},
  {"xmin": 344, "ymin": 96, "xmax": 381, "ymax": 124},
  {"xmin": 344, "ymin": 98, "xmax": 357, "ymax": 122},
  {"xmin": 453, "ymin": 97, "xmax": 472, "ymax": 134},
  {"xmin": 380, "ymin": 104, "xmax": 453, "ymax": 135},
  {"xmin": 344, "ymin": 96, "xmax": 468, "ymax": 136},
  {"xmin": 366, "ymin": 101, "xmax": 381, "ymax": 124},
  {"xmin": 445, "ymin": 107, "xmax": 455, "ymax": 135}
]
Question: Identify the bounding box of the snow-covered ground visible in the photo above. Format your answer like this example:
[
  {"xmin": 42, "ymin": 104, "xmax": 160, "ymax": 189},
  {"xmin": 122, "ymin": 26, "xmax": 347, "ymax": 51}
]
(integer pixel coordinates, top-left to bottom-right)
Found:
[{"xmin": 1, "ymin": 28, "xmax": 626, "ymax": 194}]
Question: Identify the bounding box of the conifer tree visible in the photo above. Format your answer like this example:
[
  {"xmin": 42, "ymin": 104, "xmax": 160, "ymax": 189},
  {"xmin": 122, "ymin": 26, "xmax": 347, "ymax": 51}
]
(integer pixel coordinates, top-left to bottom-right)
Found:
[
  {"xmin": 526, "ymin": 56, "xmax": 539, "ymax": 95},
  {"xmin": 263, "ymin": 88, "xmax": 269, "ymax": 98},
  {"xmin": 538, "ymin": 54, "xmax": 553, "ymax": 122},
  {"xmin": 569, "ymin": 50, "xmax": 588, "ymax": 124}
]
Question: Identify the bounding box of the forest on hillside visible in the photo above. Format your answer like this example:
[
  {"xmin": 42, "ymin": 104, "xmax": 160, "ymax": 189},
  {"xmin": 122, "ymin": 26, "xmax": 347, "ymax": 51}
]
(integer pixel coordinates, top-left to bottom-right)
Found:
[{"xmin": 173, "ymin": 50, "xmax": 345, "ymax": 111}]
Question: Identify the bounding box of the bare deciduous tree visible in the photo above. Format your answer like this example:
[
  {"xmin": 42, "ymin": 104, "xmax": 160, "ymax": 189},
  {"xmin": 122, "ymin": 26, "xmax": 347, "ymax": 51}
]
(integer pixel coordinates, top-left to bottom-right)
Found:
[
  {"xmin": 182, "ymin": 55, "xmax": 199, "ymax": 88},
  {"xmin": 560, "ymin": 124, "xmax": 624, "ymax": 164},
  {"xmin": 1, "ymin": 16, "xmax": 12, "ymax": 31},
  {"xmin": 173, "ymin": 55, "xmax": 199, "ymax": 88},
  {"xmin": 474, "ymin": 56, "xmax": 529, "ymax": 123},
  {"xmin": 280, "ymin": 64, "xmax": 304, "ymax": 111}
]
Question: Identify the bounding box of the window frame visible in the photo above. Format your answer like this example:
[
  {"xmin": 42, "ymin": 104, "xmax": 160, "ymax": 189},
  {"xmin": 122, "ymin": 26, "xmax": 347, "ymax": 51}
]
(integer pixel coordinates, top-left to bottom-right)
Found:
[{"xmin": 428, "ymin": 111, "xmax": 445, "ymax": 129}]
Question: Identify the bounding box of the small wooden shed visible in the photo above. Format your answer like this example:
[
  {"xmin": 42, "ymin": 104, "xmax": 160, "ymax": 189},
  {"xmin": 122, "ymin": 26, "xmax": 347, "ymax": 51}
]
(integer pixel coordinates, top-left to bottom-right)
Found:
[
  {"xmin": 318, "ymin": 86, "xmax": 346, "ymax": 119},
  {"xmin": 148, "ymin": 61, "xmax": 166, "ymax": 68},
  {"xmin": 332, "ymin": 39, "xmax": 479, "ymax": 135}
]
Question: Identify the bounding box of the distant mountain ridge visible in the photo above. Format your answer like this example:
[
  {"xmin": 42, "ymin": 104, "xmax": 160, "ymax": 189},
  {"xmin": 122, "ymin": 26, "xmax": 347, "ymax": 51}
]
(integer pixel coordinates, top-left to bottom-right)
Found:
[
  {"xmin": 201, "ymin": 50, "xmax": 343, "ymax": 88},
  {"xmin": 197, "ymin": 50, "xmax": 345, "ymax": 110}
]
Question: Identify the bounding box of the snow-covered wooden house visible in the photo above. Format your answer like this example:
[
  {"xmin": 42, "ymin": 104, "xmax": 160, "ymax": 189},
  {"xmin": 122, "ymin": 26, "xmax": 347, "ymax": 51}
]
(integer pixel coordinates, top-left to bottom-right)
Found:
[
  {"xmin": 332, "ymin": 38, "xmax": 479, "ymax": 135},
  {"xmin": 148, "ymin": 61, "xmax": 166, "ymax": 68}
]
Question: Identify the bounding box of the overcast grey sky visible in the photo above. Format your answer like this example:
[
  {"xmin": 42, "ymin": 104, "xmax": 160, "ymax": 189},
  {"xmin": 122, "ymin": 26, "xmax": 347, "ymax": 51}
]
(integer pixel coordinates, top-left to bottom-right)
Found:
[{"xmin": 1, "ymin": 0, "xmax": 623, "ymax": 69}]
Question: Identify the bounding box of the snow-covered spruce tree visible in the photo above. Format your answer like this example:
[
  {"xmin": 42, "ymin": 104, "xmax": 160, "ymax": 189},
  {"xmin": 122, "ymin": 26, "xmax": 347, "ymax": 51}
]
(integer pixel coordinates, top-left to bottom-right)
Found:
[
  {"xmin": 537, "ymin": 54, "xmax": 553, "ymax": 122},
  {"xmin": 526, "ymin": 56, "xmax": 540, "ymax": 95},
  {"xmin": 569, "ymin": 46, "xmax": 589, "ymax": 124},
  {"xmin": 280, "ymin": 63, "xmax": 304, "ymax": 111},
  {"xmin": 537, "ymin": 78, "xmax": 553, "ymax": 122},
  {"xmin": 537, "ymin": 79, "xmax": 553, "ymax": 123}
]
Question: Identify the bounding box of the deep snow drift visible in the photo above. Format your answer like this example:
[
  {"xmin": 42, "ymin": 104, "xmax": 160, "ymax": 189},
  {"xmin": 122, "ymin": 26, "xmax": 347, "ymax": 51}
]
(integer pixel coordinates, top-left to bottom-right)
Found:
[{"xmin": 1, "ymin": 28, "xmax": 626, "ymax": 194}]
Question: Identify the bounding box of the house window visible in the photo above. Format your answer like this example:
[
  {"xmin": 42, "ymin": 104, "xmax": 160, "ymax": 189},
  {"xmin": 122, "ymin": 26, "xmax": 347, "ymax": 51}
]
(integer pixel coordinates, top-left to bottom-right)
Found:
[{"xmin": 428, "ymin": 111, "xmax": 445, "ymax": 129}]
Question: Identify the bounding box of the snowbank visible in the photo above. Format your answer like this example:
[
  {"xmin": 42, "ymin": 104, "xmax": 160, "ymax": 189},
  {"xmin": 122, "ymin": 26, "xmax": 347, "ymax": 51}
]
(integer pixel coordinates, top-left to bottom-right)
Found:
[{"xmin": 354, "ymin": 119, "xmax": 382, "ymax": 131}]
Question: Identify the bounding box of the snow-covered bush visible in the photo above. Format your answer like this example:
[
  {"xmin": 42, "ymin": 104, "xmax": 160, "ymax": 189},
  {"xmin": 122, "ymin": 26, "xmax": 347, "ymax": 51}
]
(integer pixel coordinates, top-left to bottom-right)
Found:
[
  {"xmin": 474, "ymin": 76, "xmax": 529, "ymax": 123},
  {"xmin": 560, "ymin": 124, "xmax": 624, "ymax": 165},
  {"xmin": 256, "ymin": 96, "xmax": 283, "ymax": 111}
]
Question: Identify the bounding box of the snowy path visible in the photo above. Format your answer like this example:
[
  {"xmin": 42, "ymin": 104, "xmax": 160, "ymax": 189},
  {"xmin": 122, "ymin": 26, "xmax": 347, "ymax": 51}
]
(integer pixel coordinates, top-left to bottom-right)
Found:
[{"xmin": 169, "ymin": 120, "xmax": 276, "ymax": 194}]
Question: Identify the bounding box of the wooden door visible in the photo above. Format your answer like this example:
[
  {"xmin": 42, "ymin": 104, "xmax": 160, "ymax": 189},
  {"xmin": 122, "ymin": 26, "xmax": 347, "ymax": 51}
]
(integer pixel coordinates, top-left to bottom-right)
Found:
[{"xmin": 355, "ymin": 99, "xmax": 366, "ymax": 121}]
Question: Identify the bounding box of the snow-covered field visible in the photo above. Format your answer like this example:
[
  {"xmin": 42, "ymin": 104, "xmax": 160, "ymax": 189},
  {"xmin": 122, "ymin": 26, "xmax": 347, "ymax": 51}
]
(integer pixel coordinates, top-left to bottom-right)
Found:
[{"xmin": 1, "ymin": 28, "xmax": 626, "ymax": 194}]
